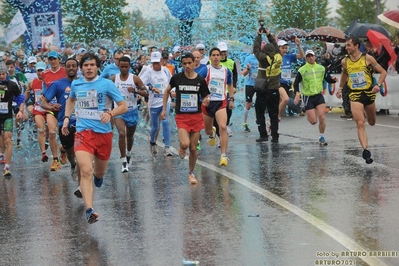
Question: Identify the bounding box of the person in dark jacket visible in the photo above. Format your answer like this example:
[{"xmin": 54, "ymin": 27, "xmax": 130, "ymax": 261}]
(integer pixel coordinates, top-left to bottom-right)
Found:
[{"xmin": 253, "ymin": 28, "xmax": 281, "ymax": 143}]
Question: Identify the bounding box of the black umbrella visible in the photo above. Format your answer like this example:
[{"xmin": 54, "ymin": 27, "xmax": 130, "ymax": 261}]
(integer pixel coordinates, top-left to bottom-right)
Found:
[{"xmin": 344, "ymin": 22, "xmax": 391, "ymax": 38}]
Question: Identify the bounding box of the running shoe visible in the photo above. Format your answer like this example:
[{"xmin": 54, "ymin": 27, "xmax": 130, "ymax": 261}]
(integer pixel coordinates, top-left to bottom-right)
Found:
[
  {"xmin": 71, "ymin": 165, "xmax": 78, "ymax": 181},
  {"xmin": 219, "ymin": 155, "xmax": 229, "ymax": 166},
  {"xmin": 208, "ymin": 126, "xmax": 216, "ymax": 146},
  {"xmin": 121, "ymin": 162, "xmax": 129, "ymax": 173},
  {"xmin": 86, "ymin": 208, "xmax": 99, "ymax": 224},
  {"xmin": 50, "ymin": 159, "xmax": 61, "ymax": 171},
  {"xmin": 150, "ymin": 143, "xmax": 158, "ymax": 157},
  {"xmin": 74, "ymin": 186, "xmax": 82, "ymax": 198},
  {"xmin": 340, "ymin": 114, "xmax": 353, "ymax": 119},
  {"xmin": 164, "ymin": 147, "xmax": 173, "ymax": 157},
  {"xmin": 16, "ymin": 139, "xmax": 22, "ymax": 149},
  {"xmin": 94, "ymin": 175, "xmax": 103, "ymax": 188},
  {"xmin": 362, "ymin": 149, "xmax": 373, "ymax": 164},
  {"xmin": 3, "ymin": 167, "xmax": 11, "ymax": 177},
  {"xmin": 227, "ymin": 126, "xmax": 233, "ymax": 137},
  {"xmin": 196, "ymin": 141, "xmax": 201, "ymax": 151},
  {"xmin": 179, "ymin": 148, "xmax": 186, "ymax": 159},
  {"xmin": 59, "ymin": 146, "xmax": 67, "ymax": 165},
  {"xmin": 188, "ymin": 173, "xmax": 198, "ymax": 185},
  {"xmin": 41, "ymin": 153, "xmax": 49, "ymax": 163},
  {"xmin": 319, "ymin": 136, "xmax": 328, "ymax": 146},
  {"xmin": 256, "ymin": 136, "xmax": 268, "ymax": 142},
  {"xmin": 243, "ymin": 123, "xmax": 250, "ymax": 132},
  {"xmin": 126, "ymin": 155, "xmax": 131, "ymax": 165},
  {"xmin": 0, "ymin": 154, "xmax": 5, "ymax": 163}
]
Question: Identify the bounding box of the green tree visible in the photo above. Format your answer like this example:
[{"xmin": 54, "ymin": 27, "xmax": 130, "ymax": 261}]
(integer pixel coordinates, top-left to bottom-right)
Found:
[
  {"xmin": 60, "ymin": 0, "xmax": 128, "ymax": 44},
  {"xmin": 0, "ymin": 0, "xmax": 23, "ymax": 48},
  {"xmin": 336, "ymin": 0, "xmax": 386, "ymax": 29},
  {"xmin": 124, "ymin": 9, "xmax": 179, "ymax": 49},
  {"xmin": 124, "ymin": 9, "xmax": 147, "ymax": 48},
  {"xmin": 0, "ymin": 0, "xmax": 18, "ymax": 27},
  {"xmin": 270, "ymin": 0, "xmax": 329, "ymax": 31},
  {"xmin": 214, "ymin": 0, "xmax": 264, "ymax": 41}
]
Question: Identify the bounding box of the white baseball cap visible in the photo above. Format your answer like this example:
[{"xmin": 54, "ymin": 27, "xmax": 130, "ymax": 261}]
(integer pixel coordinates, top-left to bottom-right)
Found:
[
  {"xmin": 173, "ymin": 46, "xmax": 181, "ymax": 53},
  {"xmin": 28, "ymin": 56, "xmax": 37, "ymax": 64},
  {"xmin": 196, "ymin": 43, "xmax": 205, "ymax": 49},
  {"xmin": 217, "ymin": 42, "xmax": 228, "ymax": 51},
  {"xmin": 150, "ymin": 51, "xmax": 162, "ymax": 63},
  {"xmin": 277, "ymin": 40, "xmax": 288, "ymax": 46},
  {"xmin": 305, "ymin": 50, "xmax": 315, "ymax": 56}
]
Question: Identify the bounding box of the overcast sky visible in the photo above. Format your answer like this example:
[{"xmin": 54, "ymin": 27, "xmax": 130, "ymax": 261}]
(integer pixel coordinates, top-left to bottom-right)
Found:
[
  {"xmin": 0, "ymin": 0, "xmax": 397, "ymax": 38},
  {"xmin": 125, "ymin": 0, "xmax": 398, "ymax": 20}
]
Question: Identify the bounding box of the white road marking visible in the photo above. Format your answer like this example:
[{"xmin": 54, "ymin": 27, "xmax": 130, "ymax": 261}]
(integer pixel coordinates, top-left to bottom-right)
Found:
[
  {"xmin": 194, "ymin": 158, "xmax": 388, "ymax": 266},
  {"xmin": 140, "ymin": 132, "xmax": 388, "ymax": 265}
]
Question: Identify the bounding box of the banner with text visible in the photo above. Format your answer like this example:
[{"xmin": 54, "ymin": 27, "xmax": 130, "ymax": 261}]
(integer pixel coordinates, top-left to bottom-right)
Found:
[{"xmin": 6, "ymin": 0, "xmax": 64, "ymax": 52}]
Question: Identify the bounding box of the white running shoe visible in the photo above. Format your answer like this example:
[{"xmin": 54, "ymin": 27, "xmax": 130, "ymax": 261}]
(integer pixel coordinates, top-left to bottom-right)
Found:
[
  {"xmin": 164, "ymin": 147, "xmax": 173, "ymax": 157},
  {"xmin": 121, "ymin": 162, "xmax": 129, "ymax": 173}
]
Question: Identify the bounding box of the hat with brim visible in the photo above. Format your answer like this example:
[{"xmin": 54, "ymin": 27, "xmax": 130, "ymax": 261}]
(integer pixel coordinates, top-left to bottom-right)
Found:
[
  {"xmin": 28, "ymin": 56, "xmax": 37, "ymax": 64},
  {"xmin": 36, "ymin": 62, "xmax": 47, "ymax": 71},
  {"xmin": 277, "ymin": 40, "xmax": 288, "ymax": 46},
  {"xmin": 305, "ymin": 50, "xmax": 315, "ymax": 56},
  {"xmin": 48, "ymin": 50, "xmax": 60, "ymax": 59},
  {"xmin": 150, "ymin": 51, "xmax": 162, "ymax": 63}
]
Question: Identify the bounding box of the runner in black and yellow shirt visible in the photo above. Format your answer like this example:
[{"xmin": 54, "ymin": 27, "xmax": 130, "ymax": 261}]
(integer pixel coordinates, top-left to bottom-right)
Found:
[{"xmin": 336, "ymin": 36, "xmax": 387, "ymax": 164}]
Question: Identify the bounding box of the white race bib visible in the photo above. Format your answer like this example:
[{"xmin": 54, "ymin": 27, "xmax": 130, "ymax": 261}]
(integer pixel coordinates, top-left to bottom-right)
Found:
[
  {"xmin": 349, "ymin": 72, "xmax": 367, "ymax": 88},
  {"xmin": 281, "ymin": 69, "xmax": 291, "ymax": 80},
  {"xmin": 180, "ymin": 94, "xmax": 198, "ymax": 112},
  {"xmin": 34, "ymin": 105, "xmax": 45, "ymax": 112},
  {"xmin": 209, "ymin": 77, "xmax": 224, "ymax": 99},
  {"xmin": 124, "ymin": 94, "xmax": 137, "ymax": 111},
  {"xmin": 0, "ymin": 102, "xmax": 8, "ymax": 114},
  {"xmin": 76, "ymin": 90, "xmax": 98, "ymax": 109},
  {"xmin": 34, "ymin": 91, "xmax": 42, "ymax": 103}
]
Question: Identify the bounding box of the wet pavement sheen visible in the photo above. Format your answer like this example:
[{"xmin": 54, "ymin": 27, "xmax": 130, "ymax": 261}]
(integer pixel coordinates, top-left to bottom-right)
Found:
[{"xmin": 1, "ymin": 105, "xmax": 399, "ymax": 266}]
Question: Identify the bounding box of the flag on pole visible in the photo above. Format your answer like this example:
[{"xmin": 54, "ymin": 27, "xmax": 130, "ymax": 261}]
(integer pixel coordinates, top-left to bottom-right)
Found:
[{"xmin": 5, "ymin": 10, "xmax": 27, "ymax": 45}]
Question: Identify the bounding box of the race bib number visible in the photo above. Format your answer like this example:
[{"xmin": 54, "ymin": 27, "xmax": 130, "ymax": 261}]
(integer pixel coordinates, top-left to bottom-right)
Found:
[
  {"xmin": 349, "ymin": 72, "xmax": 366, "ymax": 89},
  {"xmin": 75, "ymin": 109, "xmax": 102, "ymax": 120},
  {"xmin": 209, "ymin": 78, "xmax": 224, "ymax": 99},
  {"xmin": 153, "ymin": 83, "xmax": 164, "ymax": 98},
  {"xmin": 76, "ymin": 90, "xmax": 98, "ymax": 109},
  {"xmin": 0, "ymin": 102, "xmax": 7, "ymax": 114},
  {"xmin": 123, "ymin": 94, "xmax": 136, "ymax": 111},
  {"xmin": 180, "ymin": 94, "xmax": 198, "ymax": 112},
  {"xmin": 281, "ymin": 69, "xmax": 291, "ymax": 80},
  {"xmin": 34, "ymin": 104, "xmax": 45, "ymax": 112},
  {"xmin": 34, "ymin": 91, "xmax": 42, "ymax": 103}
]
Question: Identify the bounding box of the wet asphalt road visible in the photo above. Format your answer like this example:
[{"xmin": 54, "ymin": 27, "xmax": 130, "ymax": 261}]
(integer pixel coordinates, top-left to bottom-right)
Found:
[{"xmin": 1, "ymin": 96, "xmax": 399, "ymax": 266}]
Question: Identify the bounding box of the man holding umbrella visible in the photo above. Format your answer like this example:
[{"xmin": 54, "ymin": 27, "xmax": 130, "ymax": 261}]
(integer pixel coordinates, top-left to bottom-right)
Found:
[{"xmin": 336, "ymin": 36, "xmax": 387, "ymax": 164}]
